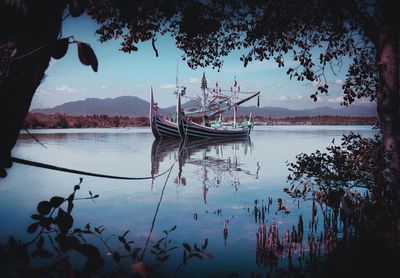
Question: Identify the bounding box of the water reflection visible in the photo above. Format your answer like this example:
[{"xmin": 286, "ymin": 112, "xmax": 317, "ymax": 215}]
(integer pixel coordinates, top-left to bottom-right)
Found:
[
  {"xmin": 3, "ymin": 127, "xmax": 385, "ymax": 277},
  {"xmin": 151, "ymin": 137, "xmax": 256, "ymax": 198}
]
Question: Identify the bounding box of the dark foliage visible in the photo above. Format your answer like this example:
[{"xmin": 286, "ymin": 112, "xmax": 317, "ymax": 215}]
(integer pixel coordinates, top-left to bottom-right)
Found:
[
  {"xmin": 286, "ymin": 132, "xmax": 400, "ymax": 244},
  {"xmin": 0, "ymin": 178, "xmax": 209, "ymax": 277}
]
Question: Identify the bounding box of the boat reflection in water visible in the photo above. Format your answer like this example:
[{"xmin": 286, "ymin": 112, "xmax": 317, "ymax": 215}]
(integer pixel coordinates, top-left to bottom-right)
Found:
[{"xmin": 150, "ymin": 137, "xmax": 257, "ymax": 202}]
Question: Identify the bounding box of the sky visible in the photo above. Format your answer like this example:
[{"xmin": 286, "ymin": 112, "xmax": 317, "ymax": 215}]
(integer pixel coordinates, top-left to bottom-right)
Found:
[{"xmin": 32, "ymin": 14, "xmax": 374, "ymax": 110}]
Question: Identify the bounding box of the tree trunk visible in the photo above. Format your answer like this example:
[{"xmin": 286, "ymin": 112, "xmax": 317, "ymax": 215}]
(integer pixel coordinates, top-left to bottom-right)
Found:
[
  {"xmin": 375, "ymin": 10, "xmax": 400, "ymax": 173},
  {"xmin": 0, "ymin": 1, "xmax": 66, "ymax": 177}
]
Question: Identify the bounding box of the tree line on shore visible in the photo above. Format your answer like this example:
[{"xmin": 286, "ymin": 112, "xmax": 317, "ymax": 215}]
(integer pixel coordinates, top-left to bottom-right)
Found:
[{"xmin": 23, "ymin": 112, "xmax": 378, "ymax": 129}]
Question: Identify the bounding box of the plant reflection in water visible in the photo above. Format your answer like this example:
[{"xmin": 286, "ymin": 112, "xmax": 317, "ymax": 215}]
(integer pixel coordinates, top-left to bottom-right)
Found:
[{"xmin": 3, "ymin": 133, "xmax": 395, "ymax": 277}]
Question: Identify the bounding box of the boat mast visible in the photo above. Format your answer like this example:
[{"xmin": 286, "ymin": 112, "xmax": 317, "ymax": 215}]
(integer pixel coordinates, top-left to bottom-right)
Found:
[
  {"xmin": 201, "ymin": 72, "xmax": 208, "ymax": 125},
  {"xmin": 233, "ymin": 76, "xmax": 238, "ymax": 128}
]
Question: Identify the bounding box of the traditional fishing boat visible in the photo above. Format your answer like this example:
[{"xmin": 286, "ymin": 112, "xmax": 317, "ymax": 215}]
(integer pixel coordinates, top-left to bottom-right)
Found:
[
  {"xmin": 150, "ymin": 87, "xmax": 180, "ymax": 138},
  {"xmin": 150, "ymin": 73, "xmax": 260, "ymax": 139},
  {"xmin": 177, "ymin": 92, "xmax": 253, "ymax": 139}
]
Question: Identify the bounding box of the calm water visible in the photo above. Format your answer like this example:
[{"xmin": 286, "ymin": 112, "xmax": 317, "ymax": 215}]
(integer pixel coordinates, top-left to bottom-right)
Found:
[{"xmin": 0, "ymin": 125, "xmax": 377, "ymax": 276}]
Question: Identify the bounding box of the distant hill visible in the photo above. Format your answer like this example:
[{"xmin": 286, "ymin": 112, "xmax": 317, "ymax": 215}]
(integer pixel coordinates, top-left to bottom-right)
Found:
[
  {"xmin": 32, "ymin": 95, "xmax": 377, "ymax": 117},
  {"xmin": 32, "ymin": 96, "xmax": 149, "ymax": 117}
]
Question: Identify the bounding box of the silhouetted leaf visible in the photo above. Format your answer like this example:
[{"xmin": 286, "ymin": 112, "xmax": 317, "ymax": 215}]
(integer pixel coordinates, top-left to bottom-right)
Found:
[
  {"xmin": 39, "ymin": 216, "xmax": 53, "ymax": 230},
  {"xmin": 74, "ymin": 185, "xmax": 80, "ymax": 191},
  {"xmin": 68, "ymin": 0, "xmax": 88, "ymax": 17},
  {"xmin": 118, "ymin": 236, "xmax": 126, "ymax": 244},
  {"xmin": 37, "ymin": 201, "xmax": 52, "ymax": 215},
  {"xmin": 188, "ymin": 253, "xmax": 203, "ymax": 260},
  {"xmin": 89, "ymin": 190, "xmax": 92, "ymax": 196},
  {"xmin": 27, "ymin": 222, "xmax": 39, "ymax": 234},
  {"xmin": 67, "ymin": 193, "xmax": 75, "ymax": 202},
  {"xmin": 51, "ymin": 38, "xmax": 69, "ymax": 59},
  {"xmin": 77, "ymin": 42, "xmax": 98, "ymax": 72},
  {"xmin": 31, "ymin": 214, "xmax": 40, "ymax": 220},
  {"xmin": 169, "ymin": 225, "xmax": 177, "ymax": 232},
  {"xmin": 202, "ymin": 238, "xmax": 208, "ymax": 250},
  {"xmin": 56, "ymin": 208, "xmax": 73, "ymax": 234},
  {"xmin": 76, "ymin": 243, "xmax": 101, "ymax": 259},
  {"xmin": 113, "ymin": 251, "xmax": 121, "ymax": 262},
  {"xmin": 124, "ymin": 243, "xmax": 131, "ymax": 252},
  {"xmin": 93, "ymin": 194, "xmax": 99, "ymax": 198},
  {"xmin": 67, "ymin": 200, "xmax": 74, "ymax": 214},
  {"xmin": 183, "ymin": 250, "xmax": 187, "ymax": 265},
  {"xmin": 123, "ymin": 230, "xmax": 130, "ymax": 237},
  {"xmin": 9, "ymin": 236, "xmax": 17, "ymax": 247},
  {"xmin": 32, "ymin": 249, "xmax": 53, "ymax": 258},
  {"xmin": 59, "ymin": 235, "xmax": 80, "ymax": 252},
  {"xmin": 183, "ymin": 243, "xmax": 191, "ymax": 252},
  {"xmin": 50, "ymin": 196, "xmax": 65, "ymax": 208},
  {"xmin": 83, "ymin": 257, "xmax": 105, "ymax": 274},
  {"xmin": 37, "ymin": 236, "xmax": 44, "ymax": 249}
]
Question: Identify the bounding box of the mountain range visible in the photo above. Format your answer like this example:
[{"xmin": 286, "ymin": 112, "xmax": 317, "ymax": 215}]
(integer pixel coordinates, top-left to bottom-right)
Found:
[{"xmin": 31, "ymin": 96, "xmax": 377, "ymax": 118}]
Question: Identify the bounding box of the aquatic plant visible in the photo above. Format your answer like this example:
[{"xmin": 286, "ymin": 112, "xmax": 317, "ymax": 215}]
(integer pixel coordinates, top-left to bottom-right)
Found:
[
  {"xmin": 284, "ymin": 132, "xmax": 400, "ymax": 276},
  {"xmin": 0, "ymin": 178, "xmax": 209, "ymax": 277}
]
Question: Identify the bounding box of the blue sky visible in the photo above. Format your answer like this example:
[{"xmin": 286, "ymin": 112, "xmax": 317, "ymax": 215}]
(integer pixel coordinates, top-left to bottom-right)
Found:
[{"xmin": 32, "ymin": 14, "xmax": 372, "ymax": 110}]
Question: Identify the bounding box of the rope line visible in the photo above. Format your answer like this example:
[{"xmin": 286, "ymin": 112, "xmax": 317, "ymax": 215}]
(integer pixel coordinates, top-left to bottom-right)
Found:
[{"xmin": 11, "ymin": 156, "xmax": 172, "ymax": 180}]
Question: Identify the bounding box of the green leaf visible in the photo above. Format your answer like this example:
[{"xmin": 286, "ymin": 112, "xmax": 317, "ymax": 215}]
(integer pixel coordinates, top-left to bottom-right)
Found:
[
  {"xmin": 50, "ymin": 196, "xmax": 65, "ymax": 208},
  {"xmin": 37, "ymin": 201, "xmax": 52, "ymax": 215},
  {"xmin": 27, "ymin": 222, "xmax": 39, "ymax": 234}
]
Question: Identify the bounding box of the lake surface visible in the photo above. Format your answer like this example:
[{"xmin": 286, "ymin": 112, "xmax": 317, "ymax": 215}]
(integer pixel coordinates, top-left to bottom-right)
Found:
[{"xmin": 0, "ymin": 125, "xmax": 377, "ymax": 277}]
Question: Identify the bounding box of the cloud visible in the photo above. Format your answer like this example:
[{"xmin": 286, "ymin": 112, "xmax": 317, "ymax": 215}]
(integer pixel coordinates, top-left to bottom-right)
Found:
[
  {"xmin": 279, "ymin": 95, "xmax": 304, "ymax": 102},
  {"xmin": 327, "ymin": 96, "xmax": 344, "ymax": 103},
  {"xmin": 159, "ymin": 83, "xmax": 176, "ymax": 89},
  {"xmin": 275, "ymin": 83, "xmax": 283, "ymax": 88},
  {"xmin": 101, "ymin": 85, "xmax": 107, "ymax": 90},
  {"xmin": 55, "ymin": 85, "xmax": 77, "ymax": 93},
  {"xmin": 36, "ymin": 88, "xmax": 50, "ymax": 96},
  {"xmin": 188, "ymin": 78, "xmax": 199, "ymax": 84},
  {"xmin": 335, "ymin": 79, "xmax": 344, "ymax": 85}
]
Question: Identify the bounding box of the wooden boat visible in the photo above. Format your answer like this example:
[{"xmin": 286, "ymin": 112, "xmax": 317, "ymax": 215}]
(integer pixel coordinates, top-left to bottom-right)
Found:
[
  {"xmin": 149, "ymin": 87, "xmax": 180, "ymax": 138},
  {"xmin": 177, "ymin": 93, "xmax": 253, "ymax": 139},
  {"xmin": 150, "ymin": 74, "xmax": 260, "ymax": 139}
]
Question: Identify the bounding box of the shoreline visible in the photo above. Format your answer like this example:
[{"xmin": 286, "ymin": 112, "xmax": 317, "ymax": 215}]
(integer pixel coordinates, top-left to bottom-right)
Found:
[{"xmin": 24, "ymin": 112, "xmax": 378, "ymax": 129}]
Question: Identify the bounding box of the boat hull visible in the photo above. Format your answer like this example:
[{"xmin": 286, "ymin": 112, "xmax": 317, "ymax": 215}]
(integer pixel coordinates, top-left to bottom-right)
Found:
[
  {"xmin": 151, "ymin": 115, "xmax": 180, "ymax": 138},
  {"xmin": 178, "ymin": 117, "xmax": 251, "ymax": 139}
]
